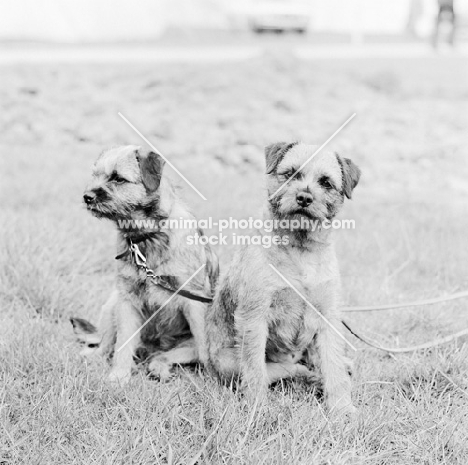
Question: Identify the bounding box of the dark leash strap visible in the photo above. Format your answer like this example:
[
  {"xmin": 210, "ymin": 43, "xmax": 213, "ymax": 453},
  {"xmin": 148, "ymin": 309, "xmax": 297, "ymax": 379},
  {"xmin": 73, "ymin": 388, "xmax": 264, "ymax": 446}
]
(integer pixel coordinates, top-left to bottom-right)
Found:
[
  {"xmin": 151, "ymin": 275, "xmax": 213, "ymax": 303},
  {"xmin": 116, "ymin": 238, "xmax": 213, "ymax": 304}
]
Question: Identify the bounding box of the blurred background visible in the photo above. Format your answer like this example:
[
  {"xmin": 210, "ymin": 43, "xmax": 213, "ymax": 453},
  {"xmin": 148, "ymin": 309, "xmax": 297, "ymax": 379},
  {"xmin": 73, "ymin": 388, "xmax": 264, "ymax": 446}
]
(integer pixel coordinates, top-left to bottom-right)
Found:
[{"xmin": 1, "ymin": 0, "xmax": 467, "ymax": 45}]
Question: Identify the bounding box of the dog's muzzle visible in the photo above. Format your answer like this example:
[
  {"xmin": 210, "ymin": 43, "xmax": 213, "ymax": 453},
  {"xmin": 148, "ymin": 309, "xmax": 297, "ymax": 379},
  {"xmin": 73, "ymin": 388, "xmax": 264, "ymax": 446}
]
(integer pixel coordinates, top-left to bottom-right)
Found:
[
  {"xmin": 83, "ymin": 187, "xmax": 108, "ymax": 206},
  {"xmin": 296, "ymin": 192, "xmax": 313, "ymax": 208},
  {"xmin": 83, "ymin": 191, "xmax": 96, "ymax": 205}
]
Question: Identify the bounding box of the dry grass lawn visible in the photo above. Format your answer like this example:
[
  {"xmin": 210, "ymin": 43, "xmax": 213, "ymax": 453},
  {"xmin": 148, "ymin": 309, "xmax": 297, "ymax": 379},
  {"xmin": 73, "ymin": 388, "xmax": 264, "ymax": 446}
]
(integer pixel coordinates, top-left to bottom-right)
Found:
[{"xmin": 1, "ymin": 52, "xmax": 468, "ymax": 464}]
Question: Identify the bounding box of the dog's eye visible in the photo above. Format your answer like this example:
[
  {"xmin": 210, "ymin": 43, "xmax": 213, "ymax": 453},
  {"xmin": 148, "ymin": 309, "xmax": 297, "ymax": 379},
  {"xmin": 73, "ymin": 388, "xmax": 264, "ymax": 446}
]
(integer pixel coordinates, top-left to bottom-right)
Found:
[
  {"xmin": 109, "ymin": 173, "xmax": 128, "ymax": 184},
  {"xmin": 280, "ymin": 169, "xmax": 302, "ymax": 181},
  {"xmin": 319, "ymin": 176, "xmax": 333, "ymax": 189}
]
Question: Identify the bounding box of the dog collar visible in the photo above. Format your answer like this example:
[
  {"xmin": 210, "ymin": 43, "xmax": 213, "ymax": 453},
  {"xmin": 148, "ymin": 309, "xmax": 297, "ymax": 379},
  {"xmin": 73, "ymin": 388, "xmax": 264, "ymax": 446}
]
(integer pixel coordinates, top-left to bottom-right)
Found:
[
  {"xmin": 115, "ymin": 242, "xmax": 131, "ymax": 261},
  {"xmin": 115, "ymin": 235, "xmax": 153, "ymax": 260},
  {"xmin": 116, "ymin": 239, "xmax": 213, "ymax": 304}
]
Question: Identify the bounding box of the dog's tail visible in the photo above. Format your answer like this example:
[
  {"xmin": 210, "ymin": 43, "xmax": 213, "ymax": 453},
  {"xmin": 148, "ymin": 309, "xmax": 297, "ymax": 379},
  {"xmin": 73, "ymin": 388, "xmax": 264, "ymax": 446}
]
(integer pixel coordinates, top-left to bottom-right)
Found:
[
  {"xmin": 204, "ymin": 244, "xmax": 220, "ymax": 298},
  {"xmin": 70, "ymin": 317, "xmax": 101, "ymax": 356}
]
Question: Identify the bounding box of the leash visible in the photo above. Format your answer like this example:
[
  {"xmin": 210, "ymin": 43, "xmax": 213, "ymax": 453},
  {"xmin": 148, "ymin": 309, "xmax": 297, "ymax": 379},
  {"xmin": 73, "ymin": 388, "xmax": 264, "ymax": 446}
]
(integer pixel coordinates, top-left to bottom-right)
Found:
[
  {"xmin": 116, "ymin": 239, "xmax": 213, "ymax": 304},
  {"xmin": 342, "ymin": 291, "xmax": 468, "ymax": 352},
  {"xmin": 343, "ymin": 320, "xmax": 468, "ymax": 353},
  {"xmin": 343, "ymin": 290, "xmax": 468, "ymax": 312}
]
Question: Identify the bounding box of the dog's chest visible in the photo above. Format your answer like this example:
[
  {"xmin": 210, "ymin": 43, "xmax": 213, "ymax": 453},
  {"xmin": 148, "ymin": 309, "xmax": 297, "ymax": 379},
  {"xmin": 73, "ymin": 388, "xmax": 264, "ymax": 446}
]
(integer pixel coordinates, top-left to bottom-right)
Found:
[
  {"xmin": 287, "ymin": 247, "xmax": 337, "ymax": 286},
  {"xmin": 119, "ymin": 261, "xmax": 148, "ymax": 294},
  {"xmin": 266, "ymin": 246, "xmax": 339, "ymax": 353},
  {"xmin": 118, "ymin": 260, "xmax": 185, "ymax": 323},
  {"xmin": 267, "ymin": 288, "xmax": 316, "ymax": 355}
]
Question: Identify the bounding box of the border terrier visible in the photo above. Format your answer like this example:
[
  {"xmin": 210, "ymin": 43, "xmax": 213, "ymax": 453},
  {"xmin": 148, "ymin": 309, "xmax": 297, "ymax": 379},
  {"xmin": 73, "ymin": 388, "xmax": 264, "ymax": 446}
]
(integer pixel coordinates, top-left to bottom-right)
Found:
[
  {"xmin": 71, "ymin": 145, "xmax": 219, "ymax": 385},
  {"xmin": 206, "ymin": 142, "xmax": 360, "ymax": 413}
]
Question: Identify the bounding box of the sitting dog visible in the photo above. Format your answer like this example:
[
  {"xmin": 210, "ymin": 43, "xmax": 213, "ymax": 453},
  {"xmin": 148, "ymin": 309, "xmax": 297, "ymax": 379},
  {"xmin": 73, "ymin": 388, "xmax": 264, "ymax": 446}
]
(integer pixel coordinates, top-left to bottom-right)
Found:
[
  {"xmin": 71, "ymin": 145, "xmax": 219, "ymax": 385},
  {"xmin": 206, "ymin": 142, "xmax": 360, "ymax": 413}
]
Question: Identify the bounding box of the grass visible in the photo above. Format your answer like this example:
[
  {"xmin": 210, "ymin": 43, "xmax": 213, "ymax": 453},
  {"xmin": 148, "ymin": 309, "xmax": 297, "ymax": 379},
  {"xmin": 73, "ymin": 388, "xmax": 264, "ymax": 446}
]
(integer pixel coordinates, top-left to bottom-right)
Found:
[{"xmin": 1, "ymin": 52, "xmax": 468, "ymax": 464}]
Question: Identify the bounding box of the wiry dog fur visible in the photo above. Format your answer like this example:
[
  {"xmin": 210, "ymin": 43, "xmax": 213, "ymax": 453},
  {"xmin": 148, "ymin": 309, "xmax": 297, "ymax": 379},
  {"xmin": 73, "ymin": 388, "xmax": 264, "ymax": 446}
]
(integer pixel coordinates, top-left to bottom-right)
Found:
[
  {"xmin": 206, "ymin": 142, "xmax": 360, "ymax": 413},
  {"xmin": 71, "ymin": 145, "xmax": 219, "ymax": 385}
]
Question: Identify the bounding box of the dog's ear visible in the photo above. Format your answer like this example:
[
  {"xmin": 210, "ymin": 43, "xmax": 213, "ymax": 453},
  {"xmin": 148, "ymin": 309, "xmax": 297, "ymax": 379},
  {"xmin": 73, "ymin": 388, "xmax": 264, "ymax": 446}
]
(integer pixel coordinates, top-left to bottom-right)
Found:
[
  {"xmin": 265, "ymin": 142, "xmax": 296, "ymax": 174},
  {"xmin": 70, "ymin": 318, "xmax": 100, "ymax": 344},
  {"xmin": 336, "ymin": 154, "xmax": 361, "ymax": 199},
  {"xmin": 70, "ymin": 317, "xmax": 101, "ymax": 357},
  {"xmin": 137, "ymin": 150, "xmax": 165, "ymax": 192}
]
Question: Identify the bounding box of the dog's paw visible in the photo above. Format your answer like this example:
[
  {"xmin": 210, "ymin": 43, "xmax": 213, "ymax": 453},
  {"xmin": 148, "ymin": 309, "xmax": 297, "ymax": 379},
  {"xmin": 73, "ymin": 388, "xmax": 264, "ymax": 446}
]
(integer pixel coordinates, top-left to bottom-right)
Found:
[
  {"xmin": 294, "ymin": 364, "xmax": 320, "ymax": 384},
  {"xmin": 240, "ymin": 381, "xmax": 268, "ymax": 406},
  {"xmin": 328, "ymin": 396, "xmax": 357, "ymax": 417},
  {"xmin": 148, "ymin": 359, "xmax": 173, "ymax": 382},
  {"xmin": 108, "ymin": 368, "xmax": 131, "ymax": 386},
  {"xmin": 241, "ymin": 391, "xmax": 267, "ymax": 409},
  {"xmin": 334, "ymin": 402, "xmax": 357, "ymax": 417}
]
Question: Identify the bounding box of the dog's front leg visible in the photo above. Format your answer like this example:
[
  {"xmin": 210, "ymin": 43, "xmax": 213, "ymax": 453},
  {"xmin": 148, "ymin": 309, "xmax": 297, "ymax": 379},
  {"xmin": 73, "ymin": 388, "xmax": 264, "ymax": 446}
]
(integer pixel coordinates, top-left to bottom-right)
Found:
[
  {"xmin": 182, "ymin": 301, "xmax": 208, "ymax": 364},
  {"xmin": 316, "ymin": 317, "xmax": 355, "ymax": 415},
  {"xmin": 108, "ymin": 297, "xmax": 141, "ymax": 386},
  {"xmin": 96, "ymin": 289, "xmax": 119, "ymax": 359},
  {"xmin": 237, "ymin": 315, "xmax": 269, "ymax": 401}
]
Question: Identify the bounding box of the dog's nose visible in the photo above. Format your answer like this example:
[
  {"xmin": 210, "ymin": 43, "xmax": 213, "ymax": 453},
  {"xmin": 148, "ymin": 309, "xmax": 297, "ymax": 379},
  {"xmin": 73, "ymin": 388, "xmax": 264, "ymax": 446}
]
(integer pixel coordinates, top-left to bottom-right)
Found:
[
  {"xmin": 83, "ymin": 191, "xmax": 96, "ymax": 205},
  {"xmin": 296, "ymin": 192, "xmax": 313, "ymax": 208}
]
